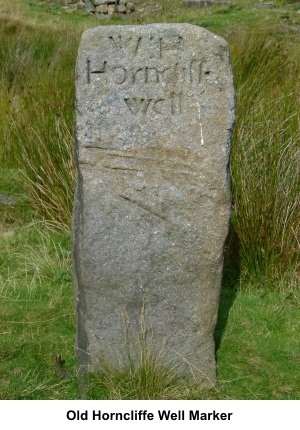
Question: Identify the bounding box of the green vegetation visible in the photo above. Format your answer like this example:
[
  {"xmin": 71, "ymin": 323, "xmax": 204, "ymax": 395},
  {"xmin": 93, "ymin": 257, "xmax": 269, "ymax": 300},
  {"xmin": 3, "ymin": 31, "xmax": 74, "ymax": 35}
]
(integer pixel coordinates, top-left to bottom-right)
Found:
[
  {"xmin": 230, "ymin": 34, "xmax": 300, "ymax": 284},
  {"xmin": 0, "ymin": 218, "xmax": 77, "ymax": 399},
  {"xmin": 0, "ymin": 0, "xmax": 299, "ymax": 399},
  {"xmin": 0, "ymin": 11, "xmax": 78, "ymax": 233}
]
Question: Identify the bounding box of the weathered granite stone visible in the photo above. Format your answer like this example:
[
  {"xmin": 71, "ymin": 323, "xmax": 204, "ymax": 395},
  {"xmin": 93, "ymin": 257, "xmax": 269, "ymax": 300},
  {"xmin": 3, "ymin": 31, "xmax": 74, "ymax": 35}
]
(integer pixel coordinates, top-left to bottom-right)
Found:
[
  {"xmin": 183, "ymin": 0, "xmax": 231, "ymax": 6},
  {"xmin": 84, "ymin": 1, "xmax": 95, "ymax": 12},
  {"xmin": 0, "ymin": 194, "xmax": 18, "ymax": 206},
  {"xmin": 107, "ymin": 3, "xmax": 116, "ymax": 13},
  {"xmin": 73, "ymin": 24, "xmax": 235, "ymax": 388},
  {"xmin": 93, "ymin": 0, "xmax": 117, "ymax": 4},
  {"xmin": 126, "ymin": 2, "xmax": 134, "ymax": 11},
  {"xmin": 92, "ymin": 0, "xmax": 107, "ymax": 4},
  {"xmin": 76, "ymin": 0, "xmax": 85, "ymax": 9},
  {"xmin": 117, "ymin": 4, "xmax": 126, "ymax": 12},
  {"xmin": 183, "ymin": 0, "xmax": 212, "ymax": 5},
  {"xmin": 96, "ymin": 3, "xmax": 108, "ymax": 12}
]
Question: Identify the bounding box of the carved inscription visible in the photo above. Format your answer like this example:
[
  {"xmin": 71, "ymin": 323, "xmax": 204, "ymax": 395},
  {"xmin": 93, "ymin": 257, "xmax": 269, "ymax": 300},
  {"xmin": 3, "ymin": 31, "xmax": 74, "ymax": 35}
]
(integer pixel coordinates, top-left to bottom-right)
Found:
[
  {"xmin": 108, "ymin": 35, "xmax": 143, "ymax": 56},
  {"xmin": 87, "ymin": 60, "xmax": 203, "ymax": 86},
  {"xmin": 107, "ymin": 34, "xmax": 184, "ymax": 59},
  {"xmin": 124, "ymin": 93, "xmax": 182, "ymax": 115},
  {"xmin": 84, "ymin": 34, "xmax": 203, "ymax": 117}
]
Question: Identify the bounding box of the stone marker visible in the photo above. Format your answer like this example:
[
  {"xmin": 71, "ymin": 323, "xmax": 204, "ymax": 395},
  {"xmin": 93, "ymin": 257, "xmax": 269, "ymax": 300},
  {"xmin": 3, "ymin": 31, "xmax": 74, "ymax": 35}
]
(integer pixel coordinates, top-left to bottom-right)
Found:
[{"xmin": 73, "ymin": 23, "xmax": 235, "ymax": 389}]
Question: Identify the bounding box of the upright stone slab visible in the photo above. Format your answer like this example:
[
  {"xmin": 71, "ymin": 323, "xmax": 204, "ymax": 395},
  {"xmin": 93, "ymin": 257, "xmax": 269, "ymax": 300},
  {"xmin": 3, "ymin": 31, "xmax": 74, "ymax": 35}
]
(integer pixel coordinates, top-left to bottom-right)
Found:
[{"xmin": 73, "ymin": 24, "xmax": 235, "ymax": 387}]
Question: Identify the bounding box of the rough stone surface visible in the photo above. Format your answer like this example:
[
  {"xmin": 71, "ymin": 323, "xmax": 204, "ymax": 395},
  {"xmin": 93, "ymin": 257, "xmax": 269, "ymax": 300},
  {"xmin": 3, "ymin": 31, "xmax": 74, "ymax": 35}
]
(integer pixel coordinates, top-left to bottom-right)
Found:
[
  {"xmin": 73, "ymin": 24, "xmax": 235, "ymax": 387},
  {"xmin": 127, "ymin": 2, "xmax": 135, "ymax": 12},
  {"xmin": 96, "ymin": 4, "xmax": 108, "ymax": 12},
  {"xmin": 0, "ymin": 194, "xmax": 18, "ymax": 206},
  {"xmin": 62, "ymin": 0, "xmax": 136, "ymax": 15},
  {"xmin": 94, "ymin": 0, "xmax": 117, "ymax": 4},
  {"xmin": 84, "ymin": 1, "xmax": 95, "ymax": 12},
  {"xmin": 183, "ymin": 0, "xmax": 231, "ymax": 6},
  {"xmin": 117, "ymin": 4, "xmax": 126, "ymax": 12},
  {"xmin": 107, "ymin": 4, "xmax": 116, "ymax": 13}
]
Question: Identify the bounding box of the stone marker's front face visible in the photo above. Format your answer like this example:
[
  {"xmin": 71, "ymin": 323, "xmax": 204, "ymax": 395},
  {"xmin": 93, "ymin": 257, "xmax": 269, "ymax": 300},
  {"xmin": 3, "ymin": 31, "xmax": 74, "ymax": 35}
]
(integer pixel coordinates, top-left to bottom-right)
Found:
[{"xmin": 73, "ymin": 24, "xmax": 235, "ymax": 387}]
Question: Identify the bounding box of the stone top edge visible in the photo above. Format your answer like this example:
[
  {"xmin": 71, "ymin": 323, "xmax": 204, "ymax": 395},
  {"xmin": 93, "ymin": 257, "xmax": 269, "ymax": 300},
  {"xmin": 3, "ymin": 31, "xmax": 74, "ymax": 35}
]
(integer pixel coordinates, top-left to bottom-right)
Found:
[{"xmin": 80, "ymin": 23, "xmax": 227, "ymax": 46}]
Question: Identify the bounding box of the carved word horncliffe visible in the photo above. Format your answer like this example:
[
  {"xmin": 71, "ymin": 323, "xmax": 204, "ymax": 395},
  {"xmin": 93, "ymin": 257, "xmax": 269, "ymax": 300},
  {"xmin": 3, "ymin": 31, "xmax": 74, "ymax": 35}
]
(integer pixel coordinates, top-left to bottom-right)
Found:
[{"xmin": 86, "ymin": 59, "xmax": 203, "ymax": 86}]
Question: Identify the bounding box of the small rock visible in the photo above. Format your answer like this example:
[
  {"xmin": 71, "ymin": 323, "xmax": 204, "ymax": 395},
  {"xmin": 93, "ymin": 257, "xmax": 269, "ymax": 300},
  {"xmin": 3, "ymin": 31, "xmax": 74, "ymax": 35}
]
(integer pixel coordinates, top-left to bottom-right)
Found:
[
  {"xmin": 107, "ymin": 4, "xmax": 116, "ymax": 13},
  {"xmin": 183, "ymin": 0, "xmax": 214, "ymax": 6},
  {"xmin": 63, "ymin": 5, "xmax": 77, "ymax": 11},
  {"xmin": 127, "ymin": 2, "xmax": 135, "ymax": 12},
  {"xmin": 0, "ymin": 195, "xmax": 18, "ymax": 206},
  {"xmin": 76, "ymin": 1, "xmax": 85, "ymax": 9},
  {"xmin": 85, "ymin": 1, "xmax": 96, "ymax": 13},
  {"xmin": 96, "ymin": 4, "xmax": 108, "ymax": 13},
  {"xmin": 117, "ymin": 4, "xmax": 126, "ymax": 13},
  {"xmin": 258, "ymin": 2, "xmax": 274, "ymax": 8}
]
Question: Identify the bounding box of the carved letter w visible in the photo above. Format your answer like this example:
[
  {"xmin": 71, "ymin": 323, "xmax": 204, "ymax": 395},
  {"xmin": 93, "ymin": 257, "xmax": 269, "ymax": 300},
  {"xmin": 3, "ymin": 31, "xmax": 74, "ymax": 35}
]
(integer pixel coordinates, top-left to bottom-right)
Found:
[
  {"xmin": 109, "ymin": 35, "xmax": 142, "ymax": 56},
  {"xmin": 124, "ymin": 98, "xmax": 152, "ymax": 114}
]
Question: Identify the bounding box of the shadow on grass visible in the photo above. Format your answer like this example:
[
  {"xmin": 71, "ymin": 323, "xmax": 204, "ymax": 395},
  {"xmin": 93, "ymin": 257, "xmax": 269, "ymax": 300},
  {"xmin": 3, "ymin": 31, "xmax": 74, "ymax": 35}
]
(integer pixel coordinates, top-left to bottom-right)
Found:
[{"xmin": 214, "ymin": 225, "xmax": 240, "ymax": 352}]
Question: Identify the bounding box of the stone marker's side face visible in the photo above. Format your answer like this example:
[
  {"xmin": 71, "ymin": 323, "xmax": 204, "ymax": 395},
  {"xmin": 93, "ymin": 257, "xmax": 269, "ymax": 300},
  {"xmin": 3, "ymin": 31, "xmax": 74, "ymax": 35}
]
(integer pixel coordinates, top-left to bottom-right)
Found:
[{"xmin": 73, "ymin": 24, "xmax": 235, "ymax": 387}]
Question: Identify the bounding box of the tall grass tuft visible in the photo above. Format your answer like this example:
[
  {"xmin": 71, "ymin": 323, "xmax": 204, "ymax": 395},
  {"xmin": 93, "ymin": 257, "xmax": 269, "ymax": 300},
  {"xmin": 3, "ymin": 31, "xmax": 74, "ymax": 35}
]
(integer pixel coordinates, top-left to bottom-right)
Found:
[
  {"xmin": 87, "ymin": 306, "xmax": 187, "ymax": 400},
  {"xmin": 88, "ymin": 346, "xmax": 184, "ymax": 400},
  {"xmin": 229, "ymin": 34, "xmax": 300, "ymax": 284},
  {"xmin": 0, "ymin": 17, "xmax": 78, "ymax": 233},
  {"xmin": 9, "ymin": 113, "xmax": 75, "ymax": 234}
]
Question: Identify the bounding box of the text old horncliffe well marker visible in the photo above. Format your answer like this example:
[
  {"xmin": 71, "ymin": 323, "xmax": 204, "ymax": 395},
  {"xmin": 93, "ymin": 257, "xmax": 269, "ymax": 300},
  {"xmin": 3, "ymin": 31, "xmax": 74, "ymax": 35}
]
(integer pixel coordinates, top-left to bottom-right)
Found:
[{"xmin": 73, "ymin": 24, "xmax": 235, "ymax": 387}]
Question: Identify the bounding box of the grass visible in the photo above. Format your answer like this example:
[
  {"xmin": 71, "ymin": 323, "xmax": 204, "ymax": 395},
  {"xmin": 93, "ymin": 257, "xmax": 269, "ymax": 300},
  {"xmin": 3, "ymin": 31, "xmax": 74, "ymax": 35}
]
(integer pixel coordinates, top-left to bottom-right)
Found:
[
  {"xmin": 229, "ymin": 34, "xmax": 300, "ymax": 282},
  {"xmin": 0, "ymin": 0, "xmax": 299, "ymax": 399},
  {"xmin": 213, "ymin": 288, "xmax": 300, "ymax": 399},
  {"xmin": 0, "ymin": 216, "xmax": 77, "ymax": 399},
  {"xmin": 0, "ymin": 13, "xmax": 78, "ymax": 233}
]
